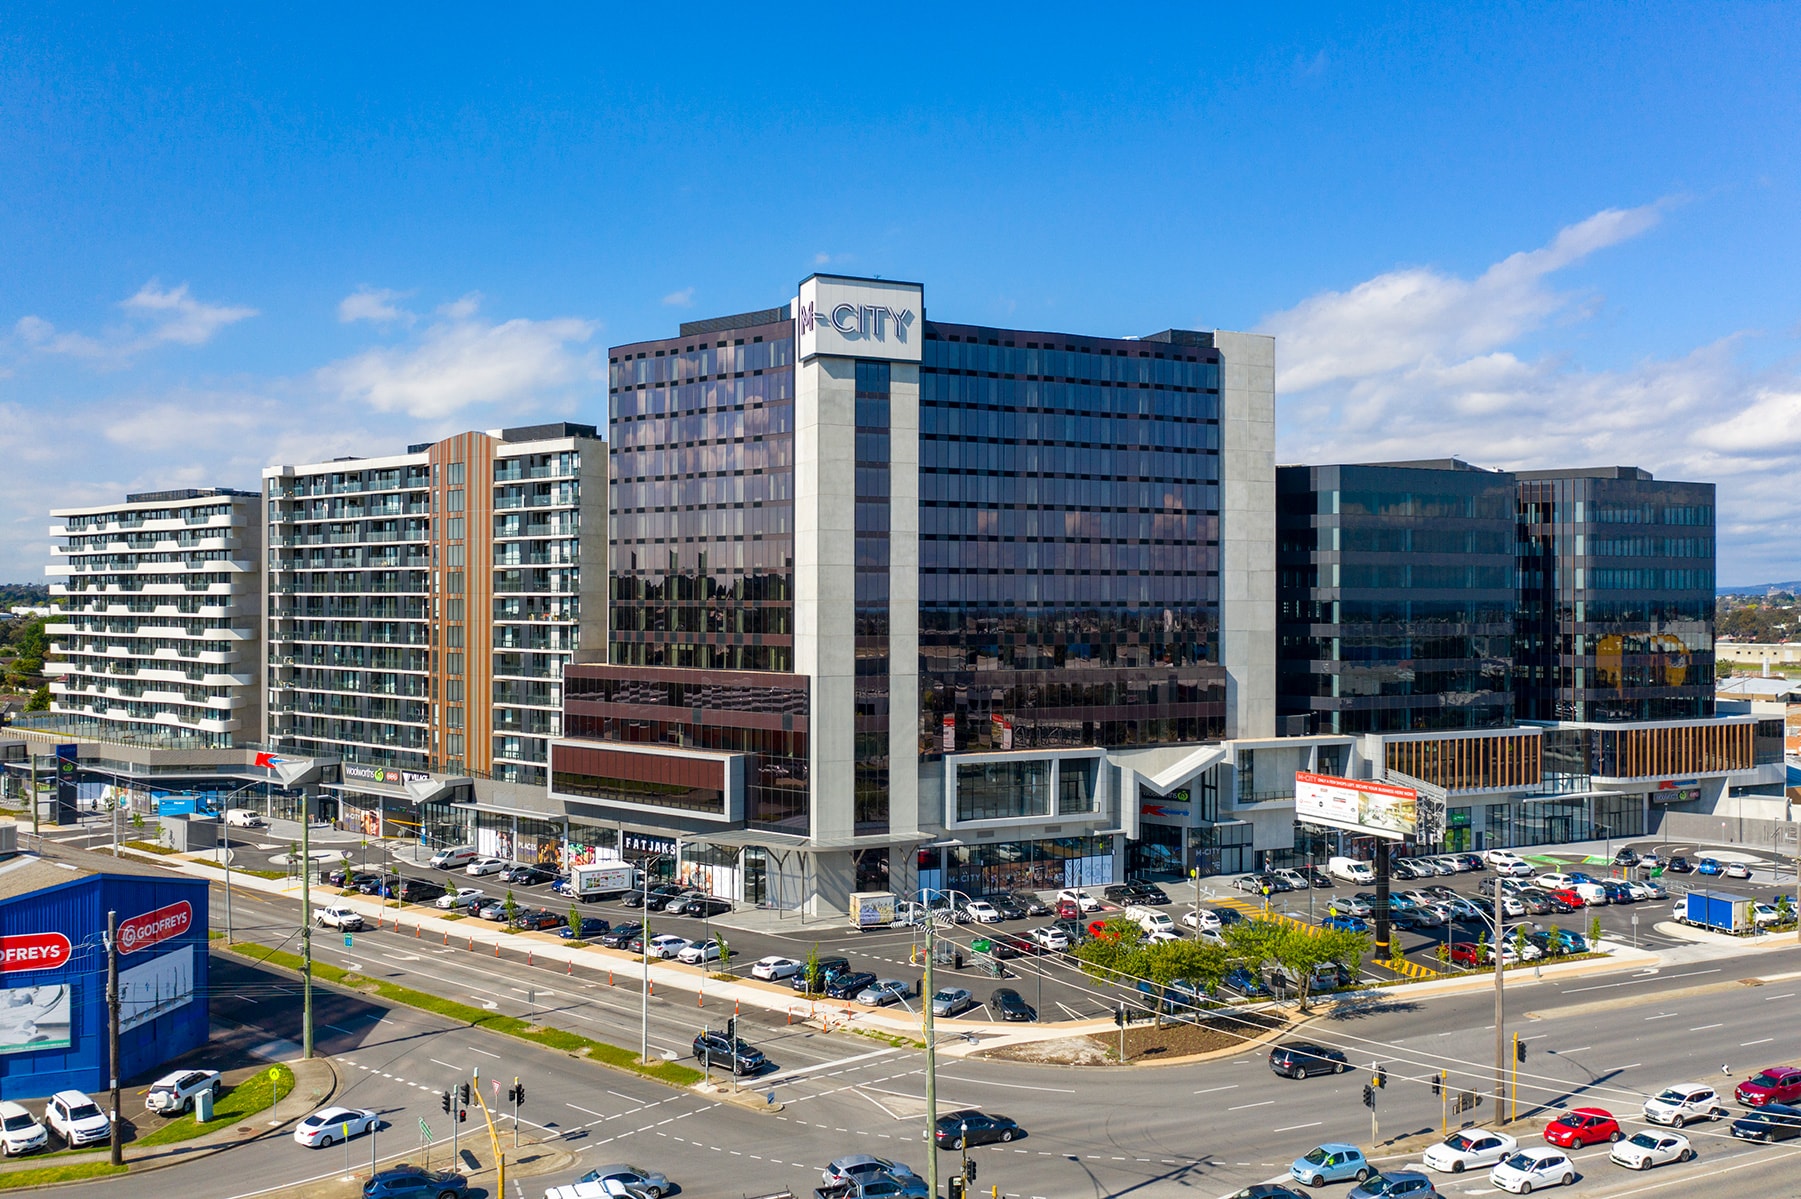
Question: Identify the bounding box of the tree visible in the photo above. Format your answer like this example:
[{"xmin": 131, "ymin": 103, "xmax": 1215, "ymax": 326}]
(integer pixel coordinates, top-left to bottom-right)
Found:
[
  {"xmin": 1139, "ymin": 939, "xmax": 1229, "ymax": 1027},
  {"xmin": 802, "ymin": 942, "xmax": 822, "ymax": 995},
  {"xmin": 24, "ymin": 685, "xmax": 49, "ymax": 713},
  {"xmin": 1070, "ymin": 919, "xmax": 1146, "ymax": 987},
  {"xmin": 1778, "ymin": 895, "xmax": 1794, "ymax": 926},
  {"xmin": 1587, "ymin": 912, "xmax": 1603, "ymax": 947},
  {"xmin": 568, "ymin": 901, "xmax": 584, "ymax": 944},
  {"xmin": 1222, "ymin": 918, "xmax": 1285, "ymax": 985},
  {"xmin": 1513, "ymin": 924, "xmax": 1530, "ymax": 961},
  {"xmin": 502, "ymin": 889, "xmax": 519, "ymax": 927}
]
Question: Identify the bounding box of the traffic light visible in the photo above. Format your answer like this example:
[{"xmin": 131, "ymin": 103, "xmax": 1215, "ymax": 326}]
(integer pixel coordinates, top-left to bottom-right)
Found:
[
  {"xmin": 440, "ymin": 1089, "xmax": 452, "ymax": 1114},
  {"xmin": 1114, "ymin": 1005, "xmax": 1126, "ymax": 1028},
  {"xmin": 1516, "ymin": 1040, "xmax": 1527, "ymax": 1063},
  {"xmin": 964, "ymin": 1158, "xmax": 978, "ymax": 1183},
  {"xmin": 458, "ymin": 1107, "xmax": 467, "ymax": 1123},
  {"xmin": 1374, "ymin": 1067, "xmax": 1388, "ymax": 1089},
  {"xmin": 459, "ymin": 1081, "xmax": 471, "ymax": 1105},
  {"xmin": 515, "ymin": 1081, "xmax": 525, "ymax": 1108},
  {"xmin": 1431, "ymin": 1074, "xmax": 1441, "ymax": 1097},
  {"xmin": 1362, "ymin": 1083, "xmax": 1375, "ymax": 1110}
]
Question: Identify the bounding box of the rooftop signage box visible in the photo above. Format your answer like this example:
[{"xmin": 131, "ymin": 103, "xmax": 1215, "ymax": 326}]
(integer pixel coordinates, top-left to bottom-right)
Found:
[{"xmin": 794, "ymin": 274, "xmax": 923, "ymax": 364}]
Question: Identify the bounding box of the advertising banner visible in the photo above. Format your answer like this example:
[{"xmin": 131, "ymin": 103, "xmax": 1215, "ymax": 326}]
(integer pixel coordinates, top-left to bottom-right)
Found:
[
  {"xmin": 1294, "ymin": 771, "xmax": 1419, "ymax": 841},
  {"xmin": 120, "ymin": 945, "xmax": 194, "ymax": 1032},
  {"xmin": 54, "ymin": 744, "xmax": 78, "ymax": 827},
  {"xmin": 0, "ymin": 984, "xmax": 70, "ymax": 1054}
]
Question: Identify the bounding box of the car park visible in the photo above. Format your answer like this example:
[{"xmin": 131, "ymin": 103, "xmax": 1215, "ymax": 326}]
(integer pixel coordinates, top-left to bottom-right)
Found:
[
  {"xmin": 558, "ymin": 916, "xmax": 611, "ymax": 940},
  {"xmin": 933, "ymin": 1109, "xmax": 1020, "ymax": 1147},
  {"xmin": 574, "ymin": 1165, "xmax": 671, "ymax": 1198},
  {"xmin": 822, "ymin": 1156, "xmax": 919, "ymax": 1189},
  {"xmin": 676, "ymin": 938, "xmax": 729, "ymax": 965},
  {"xmin": 1289, "ymin": 1143, "xmax": 1369, "ymax": 1187},
  {"xmin": 1055, "ymin": 888, "xmax": 1100, "ymax": 912},
  {"xmin": 1642, "ymin": 1083, "xmax": 1726, "ymax": 1127},
  {"xmin": 931, "ymin": 988, "xmax": 975, "ymax": 1017},
  {"xmin": 598, "ymin": 922, "xmax": 643, "ymax": 949},
  {"xmin": 43, "ymin": 1091, "xmax": 109, "ymax": 1147},
  {"xmin": 435, "ymin": 887, "xmax": 483, "ymax": 910},
  {"xmin": 146, "ymin": 1068, "xmax": 222, "ymax": 1115},
  {"xmin": 1347, "ymin": 1170, "xmax": 1440, "ymax": 1199},
  {"xmin": 1609, "ymin": 1130, "xmax": 1691, "ymax": 1170},
  {"xmin": 1422, "ymin": 1128, "xmax": 1516, "ymax": 1173},
  {"xmin": 362, "ymin": 1165, "xmax": 469, "ymax": 1198},
  {"xmin": 692, "ymin": 1031, "xmax": 768, "ymax": 1075},
  {"xmin": 857, "ymin": 979, "xmax": 911, "ymax": 1006},
  {"xmin": 1268, "ymin": 1041, "xmax": 1348, "ymax": 1079},
  {"xmin": 1489, "ymin": 1148, "xmax": 1574, "ymax": 1193},
  {"xmin": 1543, "ymin": 1107, "xmax": 1622, "ymax": 1148},
  {"xmin": 0, "ymin": 1102, "xmax": 46, "ymax": 1156},
  {"xmin": 750, "ymin": 955, "xmax": 802, "ymax": 980},
  {"xmin": 1735, "ymin": 1065, "xmax": 1801, "ymax": 1107},
  {"xmin": 1730, "ymin": 1102, "xmax": 1801, "ymax": 1142},
  {"xmin": 295, "ymin": 1106, "xmax": 380, "ymax": 1148}
]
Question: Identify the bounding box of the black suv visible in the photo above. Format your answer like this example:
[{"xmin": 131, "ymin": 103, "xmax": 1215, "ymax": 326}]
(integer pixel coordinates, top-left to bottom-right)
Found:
[
  {"xmin": 1008, "ymin": 891, "xmax": 1051, "ymax": 916},
  {"xmin": 681, "ymin": 895, "xmax": 733, "ymax": 917},
  {"xmin": 987, "ymin": 895, "xmax": 1026, "ymax": 921},
  {"xmin": 1267, "ymin": 1041, "xmax": 1349, "ymax": 1079},
  {"xmin": 825, "ymin": 971, "xmax": 878, "ymax": 1000},
  {"xmin": 500, "ymin": 864, "xmax": 555, "ymax": 886},
  {"xmin": 791, "ymin": 956, "xmax": 852, "ymax": 994},
  {"xmin": 692, "ymin": 1031, "xmax": 770, "ymax": 1075},
  {"xmin": 990, "ymin": 988, "xmax": 1037, "ymax": 1022},
  {"xmin": 1109, "ymin": 881, "xmax": 1169, "ymax": 904}
]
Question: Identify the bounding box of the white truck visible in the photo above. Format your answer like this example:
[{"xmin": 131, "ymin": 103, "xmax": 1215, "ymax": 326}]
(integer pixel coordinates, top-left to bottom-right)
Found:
[
  {"xmin": 570, "ymin": 862, "xmax": 638, "ymax": 901},
  {"xmin": 850, "ymin": 890, "xmax": 897, "ymax": 931},
  {"xmin": 315, "ymin": 904, "xmax": 365, "ymax": 931}
]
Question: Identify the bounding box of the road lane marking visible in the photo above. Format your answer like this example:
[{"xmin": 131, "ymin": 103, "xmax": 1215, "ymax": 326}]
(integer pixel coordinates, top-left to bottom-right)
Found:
[
  {"xmin": 764, "ymin": 1047, "xmax": 900, "ymax": 1084},
  {"xmin": 1193, "ymin": 1084, "xmax": 1240, "ymax": 1095},
  {"xmin": 429, "ymin": 1058, "xmax": 461, "ymax": 1071},
  {"xmin": 1229, "ymin": 1100, "xmax": 1275, "ymax": 1110},
  {"xmin": 1764, "ymin": 993, "xmax": 1796, "ymax": 1001},
  {"xmin": 566, "ymin": 1103, "xmax": 606, "ymax": 1117},
  {"xmin": 1645, "ymin": 1013, "xmax": 1679, "ymax": 1020},
  {"xmin": 1691, "ymin": 1024, "xmax": 1724, "ymax": 1031},
  {"xmin": 1743, "ymin": 1038, "xmax": 1776, "ymax": 1046},
  {"xmin": 1273, "ymin": 1121, "xmax": 1323, "ymax": 1133},
  {"xmin": 937, "ymin": 1075, "xmax": 1077, "ymax": 1093},
  {"xmin": 468, "ymin": 1045, "xmax": 501, "ymax": 1058}
]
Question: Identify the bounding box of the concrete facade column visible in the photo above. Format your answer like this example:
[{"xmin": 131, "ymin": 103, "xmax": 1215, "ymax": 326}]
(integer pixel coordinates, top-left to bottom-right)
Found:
[{"xmin": 1216, "ymin": 330, "xmax": 1277, "ymax": 740}]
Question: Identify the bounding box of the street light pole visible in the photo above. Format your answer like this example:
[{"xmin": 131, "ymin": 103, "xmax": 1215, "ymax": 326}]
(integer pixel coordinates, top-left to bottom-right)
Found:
[{"xmin": 923, "ymin": 907, "xmax": 938, "ymax": 1199}]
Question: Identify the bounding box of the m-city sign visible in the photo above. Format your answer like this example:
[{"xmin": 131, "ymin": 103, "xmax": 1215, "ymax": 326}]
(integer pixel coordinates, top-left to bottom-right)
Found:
[{"xmin": 795, "ymin": 275, "xmax": 924, "ymax": 363}]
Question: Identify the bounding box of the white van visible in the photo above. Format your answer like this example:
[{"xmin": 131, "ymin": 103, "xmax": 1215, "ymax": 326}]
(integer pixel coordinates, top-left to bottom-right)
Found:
[
  {"xmin": 1571, "ymin": 881, "xmax": 1608, "ymax": 906},
  {"xmin": 1124, "ymin": 905, "xmax": 1175, "ymax": 936},
  {"xmin": 1327, "ymin": 856, "xmax": 1376, "ymax": 885},
  {"xmin": 430, "ymin": 845, "xmax": 479, "ymax": 870},
  {"xmin": 223, "ymin": 808, "xmax": 264, "ymax": 828}
]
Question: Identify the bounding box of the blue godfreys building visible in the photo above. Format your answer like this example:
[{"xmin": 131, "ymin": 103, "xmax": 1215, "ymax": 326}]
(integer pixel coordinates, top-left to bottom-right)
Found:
[{"xmin": 0, "ymin": 837, "xmax": 209, "ymax": 1100}]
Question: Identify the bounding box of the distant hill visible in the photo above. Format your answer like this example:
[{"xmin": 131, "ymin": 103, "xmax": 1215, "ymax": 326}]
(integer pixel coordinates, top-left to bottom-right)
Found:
[{"xmin": 1719, "ymin": 581, "xmax": 1801, "ymax": 597}]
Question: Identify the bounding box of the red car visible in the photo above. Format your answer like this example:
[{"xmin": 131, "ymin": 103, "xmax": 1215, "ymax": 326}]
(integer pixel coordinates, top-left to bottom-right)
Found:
[
  {"xmin": 1543, "ymin": 1107, "xmax": 1622, "ymax": 1149},
  {"xmin": 1447, "ymin": 942, "xmax": 1485, "ymax": 968},
  {"xmin": 1545, "ymin": 887, "xmax": 1585, "ymax": 910},
  {"xmin": 1737, "ymin": 1066, "xmax": 1801, "ymax": 1107}
]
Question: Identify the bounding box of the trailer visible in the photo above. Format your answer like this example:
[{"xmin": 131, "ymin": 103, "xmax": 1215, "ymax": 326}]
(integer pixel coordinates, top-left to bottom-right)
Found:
[
  {"xmin": 1679, "ymin": 890, "xmax": 1754, "ymax": 934},
  {"xmin": 849, "ymin": 890, "xmax": 897, "ymax": 931}
]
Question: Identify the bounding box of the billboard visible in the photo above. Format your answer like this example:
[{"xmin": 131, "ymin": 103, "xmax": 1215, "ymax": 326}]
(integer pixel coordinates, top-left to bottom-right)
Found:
[
  {"xmin": 1295, "ymin": 771, "xmax": 1419, "ymax": 841},
  {"xmin": 0, "ymin": 984, "xmax": 72, "ymax": 1055},
  {"xmin": 120, "ymin": 945, "xmax": 195, "ymax": 1033}
]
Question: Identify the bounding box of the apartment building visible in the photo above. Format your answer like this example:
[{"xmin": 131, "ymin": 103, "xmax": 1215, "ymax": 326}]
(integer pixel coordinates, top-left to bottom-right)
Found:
[
  {"xmin": 42, "ymin": 488, "xmax": 263, "ymax": 749},
  {"xmin": 263, "ymin": 424, "xmax": 606, "ymax": 817}
]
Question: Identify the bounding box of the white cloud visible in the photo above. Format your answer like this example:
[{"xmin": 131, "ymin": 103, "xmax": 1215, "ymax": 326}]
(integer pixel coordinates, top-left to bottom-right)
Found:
[
  {"xmin": 319, "ymin": 296, "xmax": 600, "ymax": 420},
  {"xmin": 338, "ymin": 287, "xmax": 415, "ymax": 325},
  {"xmin": 1268, "ymin": 206, "xmax": 1801, "ymax": 584},
  {"xmin": 662, "ymin": 287, "xmax": 695, "ymax": 307},
  {"xmin": 10, "ymin": 281, "xmax": 256, "ymax": 365}
]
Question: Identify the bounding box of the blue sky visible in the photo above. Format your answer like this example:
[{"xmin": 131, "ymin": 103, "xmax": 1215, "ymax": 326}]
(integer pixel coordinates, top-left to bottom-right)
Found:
[{"xmin": 3, "ymin": 5, "xmax": 1798, "ymax": 582}]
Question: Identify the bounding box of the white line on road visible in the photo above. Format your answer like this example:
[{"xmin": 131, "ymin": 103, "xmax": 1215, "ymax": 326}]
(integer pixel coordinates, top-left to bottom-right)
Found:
[
  {"xmin": 429, "ymin": 1059, "xmax": 461, "ymax": 1071},
  {"xmin": 1611, "ymin": 1062, "xmax": 1644, "ymax": 1071},
  {"xmin": 1229, "ymin": 1100, "xmax": 1275, "ymax": 1110},
  {"xmin": 607, "ymin": 1090, "xmax": 649, "ymax": 1105},
  {"xmin": 566, "ymin": 1103, "xmax": 607, "ymax": 1117},
  {"xmin": 938, "ymin": 1075, "xmax": 1077, "ymax": 1094},
  {"xmin": 1273, "ymin": 1121, "xmax": 1323, "ymax": 1133},
  {"xmin": 1691, "ymin": 1024, "xmax": 1724, "ymax": 1031},
  {"xmin": 468, "ymin": 1045, "xmax": 501, "ymax": 1058},
  {"xmin": 1743, "ymin": 1038, "xmax": 1776, "ymax": 1046},
  {"xmin": 1192, "ymin": 1084, "xmax": 1240, "ymax": 1095},
  {"xmin": 1644, "ymin": 1012, "xmax": 1679, "ymax": 1020},
  {"xmin": 1764, "ymin": 993, "xmax": 1796, "ymax": 1001}
]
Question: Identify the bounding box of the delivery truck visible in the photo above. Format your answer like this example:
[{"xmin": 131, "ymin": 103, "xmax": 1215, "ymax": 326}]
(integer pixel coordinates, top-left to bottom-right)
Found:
[
  {"xmin": 1678, "ymin": 890, "xmax": 1754, "ymax": 934},
  {"xmin": 849, "ymin": 890, "xmax": 897, "ymax": 931},
  {"xmin": 570, "ymin": 862, "xmax": 638, "ymax": 901}
]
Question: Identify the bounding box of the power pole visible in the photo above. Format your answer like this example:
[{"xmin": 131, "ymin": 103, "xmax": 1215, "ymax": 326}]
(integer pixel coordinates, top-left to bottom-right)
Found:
[
  {"xmin": 106, "ymin": 909, "xmax": 122, "ymax": 1167},
  {"xmin": 923, "ymin": 915, "xmax": 939, "ymax": 1199},
  {"xmin": 301, "ymin": 791, "xmax": 314, "ymax": 1059}
]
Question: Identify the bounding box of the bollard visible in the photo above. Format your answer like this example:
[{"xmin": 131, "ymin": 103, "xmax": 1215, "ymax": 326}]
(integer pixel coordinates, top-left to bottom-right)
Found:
[
  {"xmin": 469, "ymin": 936, "xmax": 474, "ymax": 951},
  {"xmin": 608, "ymin": 969, "xmax": 614, "ymax": 986},
  {"xmin": 494, "ymin": 942, "xmax": 500, "ymax": 957},
  {"xmin": 414, "ymin": 923, "xmax": 420, "ymax": 939},
  {"xmin": 567, "ymin": 958, "xmax": 573, "ymax": 975},
  {"xmin": 527, "ymin": 951, "xmax": 533, "ymax": 967}
]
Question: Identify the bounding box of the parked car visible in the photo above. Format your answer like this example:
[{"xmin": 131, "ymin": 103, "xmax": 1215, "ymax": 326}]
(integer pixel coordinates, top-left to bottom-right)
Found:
[
  {"xmin": 1600, "ymin": 881, "xmax": 1636, "ymax": 904},
  {"xmin": 1666, "ymin": 855, "xmax": 1693, "ymax": 873},
  {"xmin": 557, "ymin": 916, "xmax": 611, "ymax": 940},
  {"xmin": 932, "ymin": 1109, "xmax": 1020, "ymax": 1147},
  {"xmin": 750, "ymin": 955, "xmax": 802, "ymax": 980},
  {"xmin": 1613, "ymin": 847, "xmax": 1641, "ymax": 867},
  {"xmin": 1731, "ymin": 1101, "xmax": 1801, "ymax": 1142},
  {"xmin": 475, "ymin": 899, "xmax": 508, "ymax": 922},
  {"xmin": 1320, "ymin": 914, "xmax": 1369, "ymax": 933},
  {"xmin": 986, "ymin": 895, "xmax": 1026, "ymax": 921},
  {"xmin": 1696, "ymin": 857, "xmax": 1724, "ymax": 876},
  {"xmin": 963, "ymin": 900, "xmax": 1003, "ymax": 923},
  {"xmin": 692, "ymin": 1031, "xmax": 768, "ymax": 1075},
  {"xmin": 1303, "ymin": 866, "xmax": 1334, "ymax": 887},
  {"xmin": 361, "ymin": 1166, "xmax": 469, "ymax": 1198},
  {"xmin": 295, "ymin": 1106, "xmax": 380, "ymax": 1148},
  {"xmin": 1028, "ymin": 926, "xmax": 1071, "ymax": 951},
  {"xmin": 644, "ymin": 934, "xmax": 690, "ymax": 959},
  {"xmin": 1268, "ymin": 1041, "xmax": 1349, "ymax": 1079},
  {"xmin": 1289, "ymin": 1144, "xmax": 1370, "ymax": 1187},
  {"xmin": 825, "ymin": 971, "xmax": 878, "ymax": 1000},
  {"xmin": 990, "ymin": 988, "xmax": 1037, "ymax": 1021},
  {"xmin": 465, "ymin": 857, "xmax": 507, "ymax": 877},
  {"xmin": 1726, "ymin": 861, "xmax": 1754, "ymax": 880},
  {"xmin": 1273, "ymin": 869, "xmax": 1311, "ymax": 891},
  {"xmin": 679, "ymin": 894, "xmax": 734, "ymax": 917},
  {"xmin": 1736, "ymin": 1066, "xmax": 1801, "ymax": 1107},
  {"xmin": 435, "ymin": 887, "xmax": 483, "ymax": 911},
  {"xmin": 598, "ymin": 922, "xmax": 643, "ymax": 949},
  {"xmin": 1008, "ymin": 891, "xmax": 1051, "ymax": 916},
  {"xmin": 1233, "ymin": 873, "xmax": 1277, "ymax": 895},
  {"xmin": 676, "ymin": 938, "xmax": 730, "ymax": 965},
  {"xmin": 1422, "ymin": 1128, "xmax": 1517, "ymax": 1174},
  {"xmin": 1055, "ymin": 889, "xmax": 1100, "ymax": 912},
  {"xmin": 1642, "ymin": 1082, "xmax": 1726, "ymax": 1127},
  {"xmin": 1347, "ymin": 1170, "xmax": 1440, "ymax": 1199},
  {"xmin": 1224, "ymin": 965, "xmax": 1269, "ymax": 998},
  {"xmin": 574, "ymin": 1165, "xmax": 671, "ymax": 1198},
  {"xmin": 510, "ymin": 909, "xmax": 564, "ymax": 932},
  {"xmin": 499, "ymin": 864, "xmax": 555, "ymax": 886},
  {"xmin": 1489, "ymin": 1148, "xmax": 1574, "ymax": 1193},
  {"xmin": 931, "ymin": 988, "xmax": 975, "ymax": 1017},
  {"xmin": 43, "ymin": 1091, "xmax": 109, "ymax": 1147},
  {"xmin": 1329, "ymin": 895, "xmax": 1372, "ymax": 917},
  {"xmin": 1609, "ymin": 1130, "xmax": 1692, "ymax": 1170},
  {"xmin": 791, "ymin": 956, "xmax": 852, "ymax": 994},
  {"xmin": 1543, "ymin": 1107, "xmax": 1622, "ymax": 1149},
  {"xmin": 1182, "ymin": 908, "xmax": 1223, "ymax": 932},
  {"xmin": 856, "ymin": 979, "xmax": 911, "ymax": 1006},
  {"xmin": 0, "ymin": 1101, "xmax": 46, "ymax": 1156},
  {"xmin": 146, "ymin": 1068, "xmax": 222, "ymax": 1115}
]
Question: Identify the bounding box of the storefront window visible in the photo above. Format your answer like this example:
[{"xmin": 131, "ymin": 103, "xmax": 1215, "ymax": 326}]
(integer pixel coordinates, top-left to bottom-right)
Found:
[
  {"xmin": 955, "ymin": 760, "xmax": 1052, "ymax": 822},
  {"xmin": 934, "ymin": 836, "xmax": 1113, "ymax": 896}
]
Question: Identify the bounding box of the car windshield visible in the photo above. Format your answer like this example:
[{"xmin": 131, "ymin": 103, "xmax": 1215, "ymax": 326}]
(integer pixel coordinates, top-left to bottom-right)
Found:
[
  {"xmin": 2, "ymin": 1115, "xmax": 33, "ymax": 1131},
  {"xmin": 1627, "ymin": 1132, "xmax": 1660, "ymax": 1149},
  {"xmin": 67, "ymin": 1103, "xmax": 101, "ymax": 1122},
  {"xmin": 1301, "ymin": 1148, "xmax": 1329, "ymax": 1165},
  {"xmin": 1444, "ymin": 1133, "xmax": 1475, "ymax": 1151},
  {"xmin": 1655, "ymin": 1089, "xmax": 1689, "ymax": 1103},
  {"xmin": 1502, "ymin": 1153, "xmax": 1533, "ymax": 1169},
  {"xmin": 1753, "ymin": 1072, "xmax": 1784, "ymax": 1086}
]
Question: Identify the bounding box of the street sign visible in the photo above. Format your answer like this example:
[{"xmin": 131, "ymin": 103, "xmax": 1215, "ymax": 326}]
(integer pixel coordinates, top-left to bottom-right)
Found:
[
  {"xmin": 419, "ymin": 1118, "xmax": 431, "ymax": 1140},
  {"xmin": 344, "ymin": 933, "xmax": 354, "ymax": 947}
]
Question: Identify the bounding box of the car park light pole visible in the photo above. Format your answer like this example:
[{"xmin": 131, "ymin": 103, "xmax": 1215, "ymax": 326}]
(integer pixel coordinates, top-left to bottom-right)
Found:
[
  {"xmin": 639, "ymin": 852, "xmax": 671, "ymax": 1067},
  {"xmin": 917, "ymin": 885, "xmax": 974, "ymax": 1199}
]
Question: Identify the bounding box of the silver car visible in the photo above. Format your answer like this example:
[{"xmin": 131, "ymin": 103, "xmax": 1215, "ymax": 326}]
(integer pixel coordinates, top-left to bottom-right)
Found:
[
  {"xmin": 931, "ymin": 988, "xmax": 974, "ymax": 1017},
  {"xmin": 857, "ymin": 979, "xmax": 910, "ymax": 1006}
]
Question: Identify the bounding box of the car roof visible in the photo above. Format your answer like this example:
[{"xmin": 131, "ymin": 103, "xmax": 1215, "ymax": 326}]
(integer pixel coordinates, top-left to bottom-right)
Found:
[
  {"xmin": 1313, "ymin": 1142, "xmax": 1361, "ymax": 1153},
  {"xmin": 1566, "ymin": 1106, "xmax": 1613, "ymax": 1117},
  {"xmin": 830, "ymin": 1155, "xmax": 890, "ymax": 1168},
  {"xmin": 0, "ymin": 1101, "xmax": 30, "ymax": 1117},
  {"xmin": 50, "ymin": 1090, "xmax": 91, "ymax": 1103}
]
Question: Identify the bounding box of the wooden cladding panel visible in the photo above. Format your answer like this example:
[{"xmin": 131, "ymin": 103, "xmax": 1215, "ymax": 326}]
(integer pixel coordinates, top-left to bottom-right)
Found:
[{"xmin": 1386, "ymin": 733, "xmax": 1542, "ymax": 791}]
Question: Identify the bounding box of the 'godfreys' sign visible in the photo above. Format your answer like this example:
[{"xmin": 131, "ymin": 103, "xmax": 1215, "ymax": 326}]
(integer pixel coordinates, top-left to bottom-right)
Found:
[{"xmin": 795, "ymin": 274, "xmax": 923, "ymax": 363}]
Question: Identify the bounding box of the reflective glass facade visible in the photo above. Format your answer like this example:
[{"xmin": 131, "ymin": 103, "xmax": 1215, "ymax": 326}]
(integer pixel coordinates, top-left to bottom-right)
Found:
[
  {"xmin": 1277, "ymin": 463, "xmax": 1517, "ymax": 734},
  {"xmin": 917, "ymin": 324, "xmax": 1227, "ymax": 756},
  {"xmin": 1516, "ymin": 469, "xmax": 1715, "ymax": 721},
  {"xmin": 854, "ymin": 361, "xmax": 891, "ymax": 834}
]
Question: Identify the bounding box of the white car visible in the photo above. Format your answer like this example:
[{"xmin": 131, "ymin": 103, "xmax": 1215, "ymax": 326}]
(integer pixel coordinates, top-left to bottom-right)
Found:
[
  {"xmin": 749, "ymin": 955, "xmax": 801, "ymax": 980},
  {"xmin": 1028, "ymin": 926, "xmax": 1070, "ymax": 951},
  {"xmin": 1145, "ymin": 930, "xmax": 1180, "ymax": 944},
  {"xmin": 293, "ymin": 1105, "xmax": 379, "ymax": 1148},
  {"xmin": 436, "ymin": 886, "xmax": 484, "ymax": 910},
  {"xmin": 224, "ymin": 807, "xmax": 265, "ymax": 827},
  {"xmin": 315, "ymin": 904, "xmax": 365, "ymax": 931},
  {"xmin": 466, "ymin": 857, "xmax": 507, "ymax": 877},
  {"xmin": 1753, "ymin": 902, "xmax": 1783, "ymax": 927},
  {"xmin": 1609, "ymin": 1129, "xmax": 1692, "ymax": 1170},
  {"xmin": 1181, "ymin": 908, "xmax": 1222, "ymax": 932},
  {"xmin": 676, "ymin": 938, "xmax": 726, "ymax": 965},
  {"xmin": 145, "ymin": 1068, "xmax": 222, "ymax": 1115},
  {"xmin": 1493, "ymin": 859, "xmax": 1536, "ymax": 879},
  {"xmin": 963, "ymin": 900, "xmax": 1003, "ymax": 923},
  {"xmin": 645, "ymin": 934, "xmax": 689, "ymax": 958},
  {"xmin": 1485, "ymin": 849, "xmax": 1527, "ymax": 869},
  {"xmin": 1725, "ymin": 861, "xmax": 1753, "ymax": 880},
  {"xmin": 1642, "ymin": 1083, "xmax": 1725, "ymax": 1127},
  {"xmin": 1489, "ymin": 1148, "xmax": 1575, "ymax": 1193},
  {"xmin": 0, "ymin": 1101, "xmax": 47, "ymax": 1156},
  {"xmin": 1056, "ymin": 889, "xmax": 1100, "ymax": 912},
  {"xmin": 1535, "ymin": 873, "xmax": 1581, "ymax": 890},
  {"xmin": 43, "ymin": 1091, "xmax": 109, "ymax": 1147},
  {"xmin": 1623, "ymin": 879, "xmax": 1655, "ymax": 901},
  {"xmin": 1273, "ymin": 868, "xmax": 1309, "ymax": 890},
  {"xmin": 1422, "ymin": 1128, "xmax": 1517, "ymax": 1174},
  {"xmin": 1192, "ymin": 928, "xmax": 1225, "ymax": 947}
]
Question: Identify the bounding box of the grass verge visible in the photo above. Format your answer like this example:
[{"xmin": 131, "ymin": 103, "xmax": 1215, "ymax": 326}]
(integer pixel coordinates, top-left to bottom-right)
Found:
[
  {"xmin": 123, "ymin": 840, "xmax": 178, "ymax": 856},
  {"xmin": 0, "ymin": 1162, "xmax": 128, "ymax": 1189},
  {"xmin": 221, "ymin": 943, "xmax": 704, "ymax": 1087},
  {"xmin": 135, "ymin": 1065, "xmax": 296, "ymax": 1148},
  {"xmin": 193, "ymin": 859, "xmax": 288, "ymax": 881}
]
